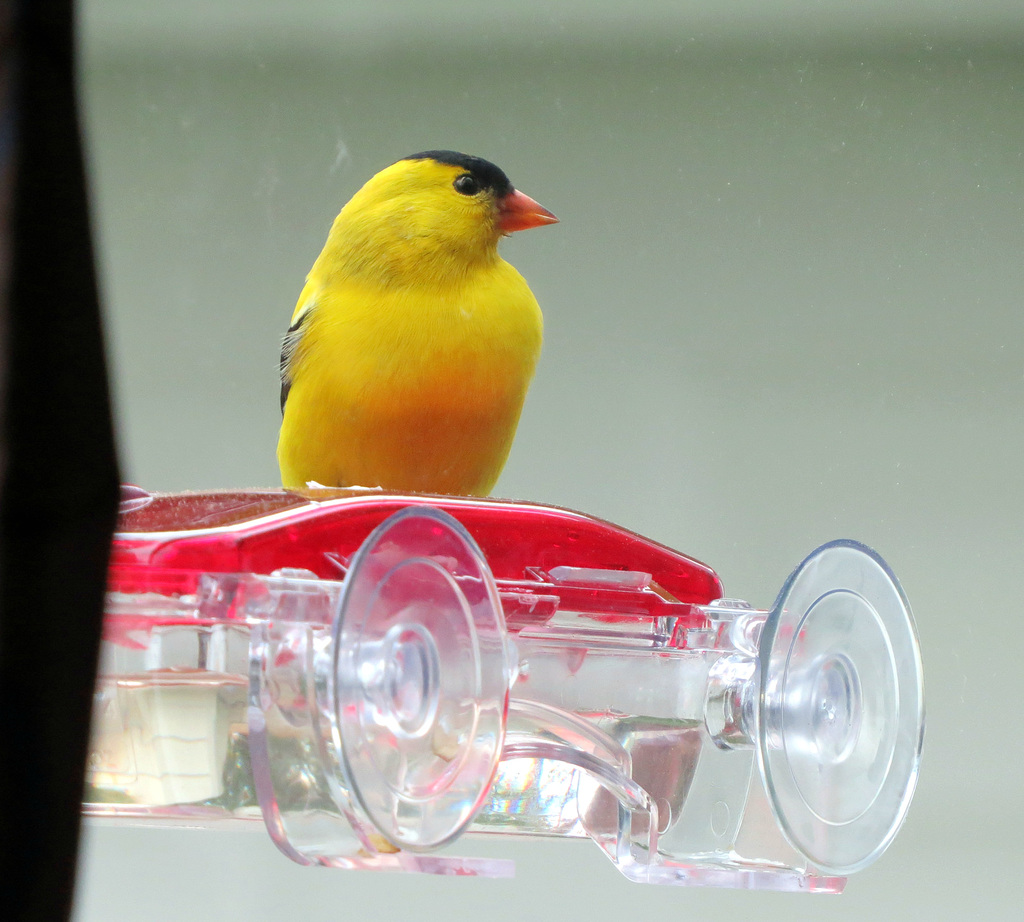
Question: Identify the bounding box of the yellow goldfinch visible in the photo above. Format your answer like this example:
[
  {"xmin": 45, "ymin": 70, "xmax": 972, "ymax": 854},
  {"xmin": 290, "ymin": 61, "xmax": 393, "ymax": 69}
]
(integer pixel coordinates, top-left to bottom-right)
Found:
[{"xmin": 277, "ymin": 150, "xmax": 557, "ymax": 495}]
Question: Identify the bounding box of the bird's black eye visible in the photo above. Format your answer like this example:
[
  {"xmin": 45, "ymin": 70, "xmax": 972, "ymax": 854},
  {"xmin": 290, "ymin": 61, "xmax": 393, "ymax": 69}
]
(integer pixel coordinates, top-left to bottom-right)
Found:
[{"xmin": 453, "ymin": 174, "xmax": 482, "ymax": 196}]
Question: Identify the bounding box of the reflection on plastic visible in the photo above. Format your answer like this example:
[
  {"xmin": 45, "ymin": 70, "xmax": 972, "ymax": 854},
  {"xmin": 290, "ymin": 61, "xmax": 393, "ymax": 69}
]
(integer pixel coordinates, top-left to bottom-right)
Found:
[{"xmin": 87, "ymin": 488, "xmax": 924, "ymax": 892}]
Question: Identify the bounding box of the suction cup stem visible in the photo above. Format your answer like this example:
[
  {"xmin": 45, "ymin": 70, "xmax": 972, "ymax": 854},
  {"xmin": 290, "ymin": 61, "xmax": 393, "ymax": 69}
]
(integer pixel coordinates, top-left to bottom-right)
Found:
[
  {"xmin": 332, "ymin": 506, "xmax": 510, "ymax": 851},
  {"xmin": 758, "ymin": 540, "xmax": 924, "ymax": 874}
]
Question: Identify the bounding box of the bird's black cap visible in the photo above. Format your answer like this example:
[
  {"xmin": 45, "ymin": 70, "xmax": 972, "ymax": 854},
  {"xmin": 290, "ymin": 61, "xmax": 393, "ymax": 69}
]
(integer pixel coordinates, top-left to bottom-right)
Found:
[{"xmin": 403, "ymin": 150, "xmax": 514, "ymax": 197}]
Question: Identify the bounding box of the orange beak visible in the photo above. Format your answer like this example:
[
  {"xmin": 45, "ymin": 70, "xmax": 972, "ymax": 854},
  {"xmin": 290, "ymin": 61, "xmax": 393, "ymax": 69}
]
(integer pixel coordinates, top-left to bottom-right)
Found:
[{"xmin": 496, "ymin": 189, "xmax": 559, "ymax": 233}]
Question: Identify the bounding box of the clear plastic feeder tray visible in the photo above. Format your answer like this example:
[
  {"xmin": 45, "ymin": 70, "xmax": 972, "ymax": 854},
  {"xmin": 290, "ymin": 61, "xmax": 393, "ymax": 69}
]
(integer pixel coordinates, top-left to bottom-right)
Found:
[{"xmin": 88, "ymin": 487, "xmax": 924, "ymax": 892}]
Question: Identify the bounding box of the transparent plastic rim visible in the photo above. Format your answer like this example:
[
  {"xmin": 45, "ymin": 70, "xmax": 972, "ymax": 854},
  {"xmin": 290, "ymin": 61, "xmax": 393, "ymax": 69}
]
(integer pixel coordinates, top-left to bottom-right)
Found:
[
  {"xmin": 757, "ymin": 539, "xmax": 925, "ymax": 875},
  {"xmin": 330, "ymin": 506, "xmax": 511, "ymax": 852}
]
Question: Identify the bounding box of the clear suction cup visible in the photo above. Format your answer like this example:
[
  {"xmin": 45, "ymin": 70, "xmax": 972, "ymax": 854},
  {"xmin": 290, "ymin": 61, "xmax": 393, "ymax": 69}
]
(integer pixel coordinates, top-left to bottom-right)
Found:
[
  {"xmin": 758, "ymin": 540, "xmax": 924, "ymax": 874},
  {"xmin": 332, "ymin": 507, "xmax": 511, "ymax": 851}
]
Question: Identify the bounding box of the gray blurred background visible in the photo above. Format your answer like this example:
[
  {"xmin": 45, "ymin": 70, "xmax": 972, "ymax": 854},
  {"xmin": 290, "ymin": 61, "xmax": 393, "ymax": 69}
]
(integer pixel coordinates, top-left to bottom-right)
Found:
[{"xmin": 75, "ymin": 2, "xmax": 1023, "ymax": 920}]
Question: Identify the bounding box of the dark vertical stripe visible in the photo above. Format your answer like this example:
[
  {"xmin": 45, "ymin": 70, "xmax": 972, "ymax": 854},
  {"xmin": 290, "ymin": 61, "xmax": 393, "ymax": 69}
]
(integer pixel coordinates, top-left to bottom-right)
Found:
[{"xmin": 0, "ymin": 2, "xmax": 120, "ymax": 919}]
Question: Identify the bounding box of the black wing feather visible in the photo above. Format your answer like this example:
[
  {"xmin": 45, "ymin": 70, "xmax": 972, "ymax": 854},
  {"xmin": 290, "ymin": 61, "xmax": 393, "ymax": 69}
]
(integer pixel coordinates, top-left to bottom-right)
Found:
[{"xmin": 280, "ymin": 310, "xmax": 311, "ymax": 414}]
